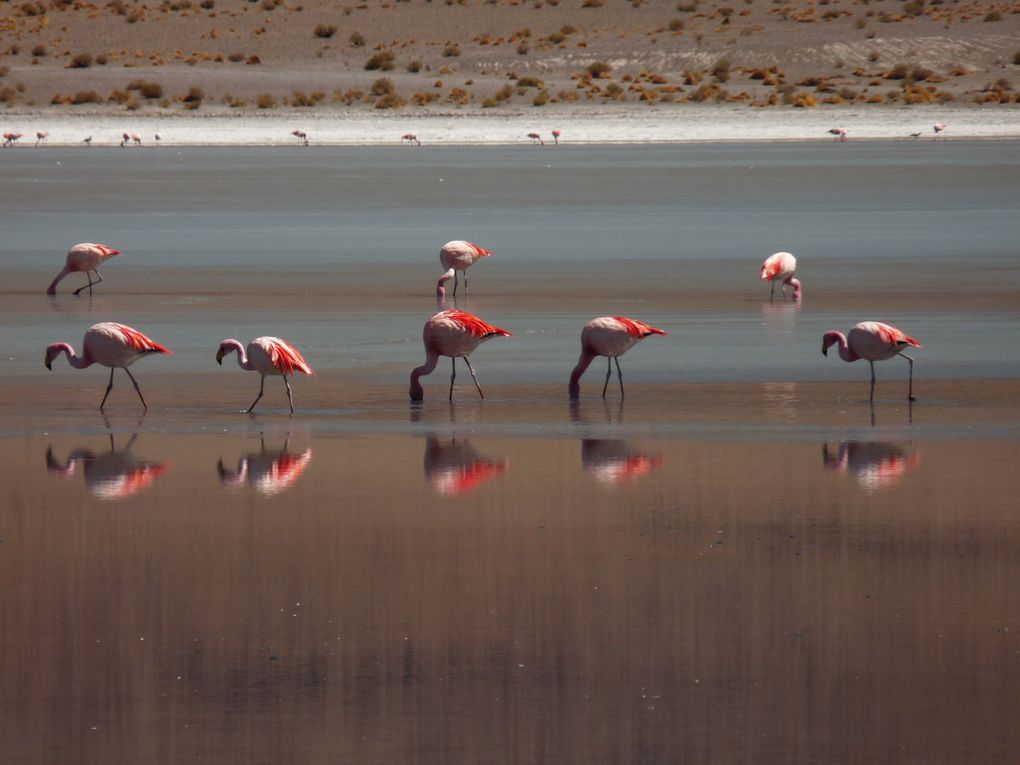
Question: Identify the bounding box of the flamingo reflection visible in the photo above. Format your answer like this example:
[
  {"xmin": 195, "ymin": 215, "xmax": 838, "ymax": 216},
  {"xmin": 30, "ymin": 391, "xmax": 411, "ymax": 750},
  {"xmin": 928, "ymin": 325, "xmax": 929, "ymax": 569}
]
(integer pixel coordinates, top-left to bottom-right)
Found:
[
  {"xmin": 823, "ymin": 441, "xmax": 920, "ymax": 491},
  {"xmin": 582, "ymin": 439, "xmax": 663, "ymax": 486},
  {"xmin": 424, "ymin": 436, "xmax": 508, "ymax": 496},
  {"xmin": 218, "ymin": 435, "xmax": 312, "ymax": 496},
  {"xmin": 46, "ymin": 431, "xmax": 168, "ymax": 500}
]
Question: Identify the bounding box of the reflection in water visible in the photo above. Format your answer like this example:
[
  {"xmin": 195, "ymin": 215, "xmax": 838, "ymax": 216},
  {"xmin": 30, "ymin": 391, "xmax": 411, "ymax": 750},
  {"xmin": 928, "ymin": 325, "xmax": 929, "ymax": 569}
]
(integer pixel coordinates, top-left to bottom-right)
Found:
[
  {"xmin": 762, "ymin": 381, "xmax": 799, "ymax": 420},
  {"xmin": 823, "ymin": 441, "xmax": 921, "ymax": 491},
  {"xmin": 423, "ymin": 436, "xmax": 508, "ymax": 496},
  {"xmin": 218, "ymin": 434, "xmax": 313, "ymax": 496},
  {"xmin": 46, "ymin": 432, "xmax": 168, "ymax": 501},
  {"xmin": 760, "ymin": 300, "xmax": 801, "ymax": 340},
  {"xmin": 582, "ymin": 439, "xmax": 664, "ymax": 486}
]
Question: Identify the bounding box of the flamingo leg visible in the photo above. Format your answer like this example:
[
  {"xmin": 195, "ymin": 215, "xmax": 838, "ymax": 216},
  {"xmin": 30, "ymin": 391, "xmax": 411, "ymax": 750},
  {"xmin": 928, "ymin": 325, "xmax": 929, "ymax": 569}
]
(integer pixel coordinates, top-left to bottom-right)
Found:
[
  {"xmin": 601, "ymin": 357, "xmax": 612, "ymax": 398},
  {"xmin": 449, "ymin": 356, "xmax": 456, "ymax": 400},
  {"xmin": 868, "ymin": 360, "xmax": 876, "ymax": 402},
  {"xmin": 615, "ymin": 356, "xmax": 624, "ymax": 399},
  {"xmin": 283, "ymin": 375, "xmax": 295, "ymax": 415},
  {"xmin": 464, "ymin": 356, "xmax": 484, "ymax": 399},
  {"xmin": 99, "ymin": 367, "xmax": 115, "ymax": 410},
  {"xmin": 464, "ymin": 272, "xmax": 469, "ymax": 295},
  {"xmin": 247, "ymin": 376, "xmax": 265, "ymax": 413},
  {"xmin": 123, "ymin": 367, "xmax": 148, "ymax": 410},
  {"xmin": 769, "ymin": 280, "xmax": 776, "ymax": 301},
  {"xmin": 898, "ymin": 352, "xmax": 916, "ymax": 401},
  {"xmin": 452, "ymin": 272, "xmax": 459, "ymax": 298},
  {"xmin": 73, "ymin": 271, "xmax": 95, "ymax": 296}
]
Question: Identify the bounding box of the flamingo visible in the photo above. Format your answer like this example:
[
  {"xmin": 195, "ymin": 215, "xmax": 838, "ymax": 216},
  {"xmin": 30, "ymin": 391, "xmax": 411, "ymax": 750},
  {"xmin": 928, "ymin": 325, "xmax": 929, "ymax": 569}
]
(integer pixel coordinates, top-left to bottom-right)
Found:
[
  {"xmin": 219, "ymin": 436, "xmax": 313, "ymax": 495},
  {"xmin": 827, "ymin": 127, "xmax": 847, "ymax": 142},
  {"xmin": 821, "ymin": 321, "xmax": 922, "ymax": 401},
  {"xmin": 154, "ymin": 132, "xmax": 161, "ymax": 145},
  {"xmin": 527, "ymin": 132, "xmax": 544, "ymax": 145},
  {"xmin": 44, "ymin": 322, "xmax": 172, "ymax": 410},
  {"xmin": 215, "ymin": 336, "xmax": 314, "ymax": 414},
  {"xmin": 131, "ymin": 133, "xmax": 142, "ymax": 147},
  {"xmin": 83, "ymin": 135, "xmax": 92, "ymax": 146},
  {"xmin": 933, "ymin": 123, "xmax": 946, "ymax": 139},
  {"xmin": 291, "ymin": 129, "xmax": 309, "ymax": 146},
  {"xmin": 120, "ymin": 132, "xmax": 131, "ymax": 147},
  {"xmin": 436, "ymin": 240, "xmax": 494, "ymax": 299},
  {"xmin": 47, "ymin": 436, "xmax": 169, "ymax": 500},
  {"xmin": 410, "ymin": 309, "xmax": 511, "ymax": 401},
  {"xmin": 2, "ymin": 132, "xmax": 23, "ymax": 147},
  {"xmin": 552, "ymin": 129, "xmax": 561, "ymax": 144},
  {"xmin": 35, "ymin": 130, "xmax": 49, "ymax": 146},
  {"xmin": 47, "ymin": 242, "xmax": 122, "ymax": 296},
  {"xmin": 909, "ymin": 132, "xmax": 922, "ymax": 140},
  {"xmin": 759, "ymin": 251, "xmax": 801, "ymax": 301},
  {"xmin": 568, "ymin": 316, "xmax": 667, "ymax": 399},
  {"xmin": 402, "ymin": 132, "xmax": 421, "ymax": 146}
]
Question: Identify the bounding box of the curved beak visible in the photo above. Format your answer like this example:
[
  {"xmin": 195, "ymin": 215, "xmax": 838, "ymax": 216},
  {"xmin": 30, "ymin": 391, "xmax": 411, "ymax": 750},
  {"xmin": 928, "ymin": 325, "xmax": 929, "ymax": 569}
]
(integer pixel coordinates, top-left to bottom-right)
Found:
[
  {"xmin": 215, "ymin": 348, "xmax": 224, "ymax": 365},
  {"xmin": 821, "ymin": 345, "xmax": 828, "ymax": 356},
  {"xmin": 44, "ymin": 357, "xmax": 52, "ymax": 370}
]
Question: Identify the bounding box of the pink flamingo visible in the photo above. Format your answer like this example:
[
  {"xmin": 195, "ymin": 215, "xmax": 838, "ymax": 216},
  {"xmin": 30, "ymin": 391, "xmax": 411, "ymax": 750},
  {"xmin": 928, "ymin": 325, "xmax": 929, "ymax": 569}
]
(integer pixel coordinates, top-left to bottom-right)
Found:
[
  {"xmin": 436, "ymin": 240, "xmax": 494, "ymax": 299},
  {"xmin": 47, "ymin": 242, "xmax": 122, "ymax": 296},
  {"xmin": 2, "ymin": 132, "xmax": 23, "ymax": 147},
  {"xmin": 759, "ymin": 251, "xmax": 801, "ymax": 301},
  {"xmin": 568, "ymin": 316, "xmax": 667, "ymax": 399},
  {"xmin": 291, "ymin": 129, "xmax": 309, "ymax": 146},
  {"xmin": 552, "ymin": 129, "xmax": 561, "ymax": 144},
  {"xmin": 120, "ymin": 132, "xmax": 131, "ymax": 147},
  {"xmin": 44, "ymin": 322, "xmax": 172, "ymax": 410},
  {"xmin": 402, "ymin": 133, "xmax": 421, "ymax": 146},
  {"xmin": 219, "ymin": 436, "xmax": 313, "ymax": 495},
  {"xmin": 215, "ymin": 336, "xmax": 315, "ymax": 414},
  {"xmin": 827, "ymin": 127, "xmax": 847, "ymax": 142},
  {"xmin": 527, "ymin": 132, "xmax": 544, "ymax": 145},
  {"xmin": 131, "ymin": 133, "xmax": 142, "ymax": 147},
  {"xmin": 410, "ymin": 309, "xmax": 511, "ymax": 401},
  {"xmin": 933, "ymin": 123, "xmax": 946, "ymax": 139},
  {"xmin": 35, "ymin": 130, "xmax": 49, "ymax": 146},
  {"xmin": 821, "ymin": 321, "xmax": 922, "ymax": 401}
]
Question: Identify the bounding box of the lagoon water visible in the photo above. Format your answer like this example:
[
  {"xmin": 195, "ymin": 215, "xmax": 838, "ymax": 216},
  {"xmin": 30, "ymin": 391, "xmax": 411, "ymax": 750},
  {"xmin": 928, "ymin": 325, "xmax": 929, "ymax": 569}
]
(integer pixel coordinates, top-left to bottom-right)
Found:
[{"xmin": 1, "ymin": 142, "xmax": 1020, "ymax": 763}]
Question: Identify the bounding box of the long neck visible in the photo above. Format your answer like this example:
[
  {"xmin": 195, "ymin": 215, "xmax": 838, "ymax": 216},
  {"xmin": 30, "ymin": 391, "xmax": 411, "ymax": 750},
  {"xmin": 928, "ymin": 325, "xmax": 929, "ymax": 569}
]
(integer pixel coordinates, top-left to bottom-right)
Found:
[
  {"xmin": 49, "ymin": 343, "xmax": 93, "ymax": 369},
  {"xmin": 222, "ymin": 339, "xmax": 256, "ymax": 370},
  {"xmin": 46, "ymin": 265, "xmax": 71, "ymax": 295},
  {"xmin": 825, "ymin": 332, "xmax": 858, "ymax": 363},
  {"xmin": 436, "ymin": 268, "xmax": 455, "ymax": 298},
  {"xmin": 410, "ymin": 350, "xmax": 440, "ymax": 400},
  {"xmin": 568, "ymin": 349, "xmax": 597, "ymax": 398},
  {"xmin": 784, "ymin": 276, "xmax": 802, "ymax": 300}
]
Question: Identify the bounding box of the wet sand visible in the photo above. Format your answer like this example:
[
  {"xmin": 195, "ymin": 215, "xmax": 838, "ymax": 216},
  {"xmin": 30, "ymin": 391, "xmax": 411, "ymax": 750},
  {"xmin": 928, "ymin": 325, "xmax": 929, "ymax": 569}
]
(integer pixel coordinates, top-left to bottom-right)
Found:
[{"xmin": 2, "ymin": 142, "xmax": 1019, "ymax": 763}]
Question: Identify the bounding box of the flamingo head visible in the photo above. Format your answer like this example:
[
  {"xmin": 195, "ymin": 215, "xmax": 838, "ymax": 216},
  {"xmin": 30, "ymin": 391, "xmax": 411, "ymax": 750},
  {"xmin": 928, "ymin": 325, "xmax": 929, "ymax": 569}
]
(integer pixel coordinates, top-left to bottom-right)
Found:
[
  {"xmin": 44, "ymin": 343, "xmax": 63, "ymax": 370},
  {"xmin": 821, "ymin": 331, "xmax": 841, "ymax": 356},
  {"xmin": 759, "ymin": 265, "xmax": 771, "ymax": 281},
  {"xmin": 436, "ymin": 268, "xmax": 455, "ymax": 299},
  {"xmin": 215, "ymin": 342, "xmax": 231, "ymax": 365}
]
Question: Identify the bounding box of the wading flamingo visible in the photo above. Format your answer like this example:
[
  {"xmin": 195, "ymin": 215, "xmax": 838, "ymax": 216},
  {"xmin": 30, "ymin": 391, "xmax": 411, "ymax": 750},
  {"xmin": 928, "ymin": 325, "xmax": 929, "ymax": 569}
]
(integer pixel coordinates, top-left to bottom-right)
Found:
[
  {"xmin": 410, "ymin": 309, "xmax": 511, "ymax": 401},
  {"xmin": 760, "ymin": 251, "xmax": 801, "ymax": 300},
  {"xmin": 131, "ymin": 133, "xmax": 142, "ymax": 147},
  {"xmin": 569, "ymin": 316, "xmax": 667, "ymax": 399},
  {"xmin": 47, "ymin": 242, "xmax": 122, "ymax": 296},
  {"xmin": 154, "ymin": 132, "xmax": 161, "ymax": 145},
  {"xmin": 3, "ymin": 132, "xmax": 23, "ymax": 147},
  {"xmin": 291, "ymin": 129, "xmax": 309, "ymax": 146},
  {"xmin": 121, "ymin": 132, "xmax": 131, "ymax": 147},
  {"xmin": 44, "ymin": 322, "xmax": 172, "ymax": 410},
  {"xmin": 215, "ymin": 336, "xmax": 314, "ymax": 414},
  {"xmin": 527, "ymin": 132, "xmax": 544, "ymax": 145},
  {"xmin": 552, "ymin": 129, "xmax": 561, "ymax": 144},
  {"xmin": 436, "ymin": 240, "xmax": 494, "ymax": 299},
  {"xmin": 821, "ymin": 321, "xmax": 922, "ymax": 401},
  {"xmin": 402, "ymin": 133, "xmax": 421, "ymax": 146},
  {"xmin": 35, "ymin": 130, "xmax": 49, "ymax": 146},
  {"xmin": 909, "ymin": 132, "xmax": 922, "ymax": 140},
  {"xmin": 828, "ymin": 127, "xmax": 847, "ymax": 142},
  {"xmin": 83, "ymin": 135, "xmax": 92, "ymax": 146},
  {"xmin": 933, "ymin": 123, "xmax": 946, "ymax": 139}
]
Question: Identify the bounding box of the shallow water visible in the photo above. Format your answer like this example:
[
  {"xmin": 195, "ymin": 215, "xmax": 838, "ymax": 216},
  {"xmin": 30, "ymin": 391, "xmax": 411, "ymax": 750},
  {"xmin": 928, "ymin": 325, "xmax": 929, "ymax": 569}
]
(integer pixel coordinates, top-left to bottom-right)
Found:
[{"xmin": 2, "ymin": 143, "xmax": 1019, "ymax": 763}]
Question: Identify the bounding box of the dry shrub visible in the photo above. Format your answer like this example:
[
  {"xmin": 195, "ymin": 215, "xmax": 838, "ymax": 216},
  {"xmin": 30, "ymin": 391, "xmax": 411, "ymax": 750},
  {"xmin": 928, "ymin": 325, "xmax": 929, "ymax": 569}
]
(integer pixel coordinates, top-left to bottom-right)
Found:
[
  {"xmin": 228, "ymin": 52, "xmax": 245, "ymax": 62},
  {"xmin": 376, "ymin": 92, "xmax": 406, "ymax": 109},
  {"xmin": 412, "ymin": 91, "xmax": 440, "ymax": 105},
  {"xmin": 32, "ymin": 44, "xmax": 47, "ymax": 57},
  {"xmin": 443, "ymin": 45, "xmax": 461, "ymax": 57},
  {"xmin": 447, "ymin": 87, "xmax": 470, "ymax": 104},
  {"xmin": 71, "ymin": 90, "xmax": 102, "ymax": 104},
  {"xmin": 581, "ymin": 0, "xmax": 604, "ymax": 6},
  {"xmin": 128, "ymin": 79, "xmax": 163, "ymax": 99},
  {"xmin": 108, "ymin": 88, "xmax": 131, "ymax": 104},
  {"xmin": 182, "ymin": 85, "xmax": 205, "ymax": 103},
  {"xmin": 365, "ymin": 51, "xmax": 395, "ymax": 70},
  {"xmin": 587, "ymin": 60, "xmax": 611, "ymax": 78},
  {"xmin": 983, "ymin": 10, "xmax": 1002, "ymax": 21},
  {"xmin": 533, "ymin": 89, "xmax": 550, "ymax": 106},
  {"xmin": 350, "ymin": 32, "xmax": 366, "ymax": 47},
  {"xmin": 69, "ymin": 52, "xmax": 94, "ymax": 68},
  {"xmin": 256, "ymin": 93, "xmax": 276, "ymax": 108},
  {"xmin": 481, "ymin": 97, "xmax": 497, "ymax": 108},
  {"xmin": 371, "ymin": 77, "xmax": 395, "ymax": 95},
  {"xmin": 407, "ymin": 60, "xmax": 422, "ymax": 72},
  {"xmin": 246, "ymin": 55, "xmax": 261, "ymax": 65},
  {"xmin": 517, "ymin": 76, "xmax": 544, "ymax": 88},
  {"xmin": 517, "ymin": 43, "xmax": 530, "ymax": 54},
  {"xmin": 314, "ymin": 24, "xmax": 337, "ymax": 38}
]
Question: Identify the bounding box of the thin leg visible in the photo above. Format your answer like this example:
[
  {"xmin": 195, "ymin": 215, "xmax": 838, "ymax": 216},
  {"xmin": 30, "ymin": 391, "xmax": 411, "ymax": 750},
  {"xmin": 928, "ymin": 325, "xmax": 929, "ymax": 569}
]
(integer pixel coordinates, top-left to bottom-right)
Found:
[
  {"xmin": 601, "ymin": 357, "xmax": 612, "ymax": 398},
  {"xmin": 463, "ymin": 356, "xmax": 484, "ymax": 399},
  {"xmin": 449, "ymin": 356, "xmax": 456, "ymax": 401},
  {"xmin": 247, "ymin": 375, "xmax": 265, "ymax": 413},
  {"xmin": 123, "ymin": 367, "xmax": 148, "ymax": 410},
  {"xmin": 283, "ymin": 375, "xmax": 295, "ymax": 415},
  {"xmin": 73, "ymin": 271, "xmax": 96, "ymax": 296},
  {"xmin": 464, "ymin": 272, "xmax": 469, "ymax": 295},
  {"xmin": 869, "ymin": 360, "xmax": 876, "ymax": 402},
  {"xmin": 452, "ymin": 272, "xmax": 458, "ymax": 298},
  {"xmin": 898, "ymin": 352, "xmax": 916, "ymax": 401},
  {"xmin": 615, "ymin": 356, "xmax": 624, "ymax": 399},
  {"xmin": 769, "ymin": 281, "xmax": 775, "ymax": 301},
  {"xmin": 99, "ymin": 367, "xmax": 115, "ymax": 410}
]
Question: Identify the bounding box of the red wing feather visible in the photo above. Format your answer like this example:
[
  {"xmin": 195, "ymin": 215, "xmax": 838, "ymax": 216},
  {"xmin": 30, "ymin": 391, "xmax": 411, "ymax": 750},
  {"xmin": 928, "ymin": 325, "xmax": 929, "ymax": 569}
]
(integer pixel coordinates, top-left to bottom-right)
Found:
[
  {"xmin": 445, "ymin": 309, "xmax": 511, "ymax": 338},
  {"xmin": 876, "ymin": 323, "xmax": 922, "ymax": 349},
  {"xmin": 110, "ymin": 323, "xmax": 172, "ymax": 355},
  {"xmin": 268, "ymin": 338, "xmax": 314, "ymax": 376},
  {"xmin": 467, "ymin": 242, "xmax": 493, "ymax": 258},
  {"xmin": 612, "ymin": 316, "xmax": 667, "ymax": 338}
]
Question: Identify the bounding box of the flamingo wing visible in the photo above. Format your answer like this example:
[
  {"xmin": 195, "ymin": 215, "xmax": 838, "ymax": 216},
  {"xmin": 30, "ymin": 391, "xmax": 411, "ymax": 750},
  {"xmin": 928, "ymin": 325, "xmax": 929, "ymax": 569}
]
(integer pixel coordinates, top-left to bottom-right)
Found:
[
  {"xmin": 265, "ymin": 337, "xmax": 314, "ymax": 376},
  {"xmin": 611, "ymin": 316, "xmax": 667, "ymax": 338},
  {"xmin": 107, "ymin": 323, "xmax": 173, "ymax": 355},
  {"xmin": 466, "ymin": 242, "xmax": 494, "ymax": 258},
  {"xmin": 441, "ymin": 309, "xmax": 511, "ymax": 339},
  {"xmin": 874, "ymin": 323, "xmax": 922, "ymax": 349}
]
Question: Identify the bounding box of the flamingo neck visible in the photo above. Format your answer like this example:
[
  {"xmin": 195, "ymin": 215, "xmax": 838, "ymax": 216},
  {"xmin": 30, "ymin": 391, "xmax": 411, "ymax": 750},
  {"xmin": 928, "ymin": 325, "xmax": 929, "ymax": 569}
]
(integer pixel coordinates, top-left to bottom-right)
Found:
[
  {"xmin": 824, "ymin": 332, "xmax": 858, "ymax": 363},
  {"xmin": 568, "ymin": 349, "xmax": 597, "ymax": 398},
  {"xmin": 49, "ymin": 343, "xmax": 93, "ymax": 369},
  {"xmin": 410, "ymin": 350, "xmax": 440, "ymax": 400},
  {"xmin": 436, "ymin": 268, "xmax": 455, "ymax": 298},
  {"xmin": 221, "ymin": 339, "xmax": 256, "ymax": 371},
  {"xmin": 46, "ymin": 265, "xmax": 71, "ymax": 295},
  {"xmin": 785, "ymin": 276, "xmax": 802, "ymax": 300}
]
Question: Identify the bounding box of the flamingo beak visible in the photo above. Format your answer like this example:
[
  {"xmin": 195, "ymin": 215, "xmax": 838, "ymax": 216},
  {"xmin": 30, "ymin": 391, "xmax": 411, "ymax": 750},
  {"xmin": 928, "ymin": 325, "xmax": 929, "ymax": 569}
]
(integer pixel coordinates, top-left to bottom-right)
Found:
[
  {"xmin": 821, "ymin": 345, "xmax": 828, "ymax": 356},
  {"xmin": 45, "ymin": 356, "xmax": 52, "ymax": 370},
  {"xmin": 215, "ymin": 348, "xmax": 225, "ymax": 365}
]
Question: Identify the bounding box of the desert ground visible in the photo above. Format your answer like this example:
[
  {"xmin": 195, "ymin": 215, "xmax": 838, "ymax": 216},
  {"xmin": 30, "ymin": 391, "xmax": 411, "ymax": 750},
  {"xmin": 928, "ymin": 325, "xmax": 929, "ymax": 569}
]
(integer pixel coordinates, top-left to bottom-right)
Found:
[{"xmin": 1, "ymin": 0, "xmax": 1018, "ymax": 118}]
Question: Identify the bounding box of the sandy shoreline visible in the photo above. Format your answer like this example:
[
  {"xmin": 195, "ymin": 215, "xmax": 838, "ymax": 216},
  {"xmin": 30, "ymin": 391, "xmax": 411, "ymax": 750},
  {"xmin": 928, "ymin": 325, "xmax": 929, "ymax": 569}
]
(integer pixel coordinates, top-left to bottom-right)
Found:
[{"xmin": 2, "ymin": 104, "xmax": 1018, "ymax": 145}]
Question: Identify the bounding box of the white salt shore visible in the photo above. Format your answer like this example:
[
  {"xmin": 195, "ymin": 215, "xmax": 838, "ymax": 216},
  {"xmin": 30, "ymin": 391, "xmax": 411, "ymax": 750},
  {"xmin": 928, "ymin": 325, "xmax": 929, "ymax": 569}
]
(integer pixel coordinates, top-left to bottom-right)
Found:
[{"xmin": 1, "ymin": 105, "xmax": 1017, "ymax": 146}]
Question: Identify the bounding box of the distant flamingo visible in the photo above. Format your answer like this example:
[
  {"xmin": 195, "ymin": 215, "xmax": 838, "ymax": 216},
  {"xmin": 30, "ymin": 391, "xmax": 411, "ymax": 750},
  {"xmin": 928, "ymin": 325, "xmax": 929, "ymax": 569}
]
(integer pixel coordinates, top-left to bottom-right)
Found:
[
  {"xmin": 401, "ymin": 132, "xmax": 421, "ymax": 146},
  {"xmin": 821, "ymin": 321, "xmax": 922, "ymax": 401},
  {"xmin": 933, "ymin": 123, "xmax": 946, "ymax": 139},
  {"xmin": 35, "ymin": 130, "xmax": 48, "ymax": 146},
  {"xmin": 44, "ymin": 322, "xmax": 172, "ymax": 410},
  {"xmin": 828, "ymin": 127, "xmax": 847, "ymax": 142},
  {"xmin": 569, "ymin": 316, "xmax": 667, "ymax": 399},
  {"xmin": 909, "ymin": 131, "xmax": 922, "ymax": 140},
  {"xmin": 291, "ymin": 129, "xmax": 309, "ymax": 146},
  {"xmin": 436, "ymin": 240, "xmax": 494, "ymax": 299},
  {"xmin": 410, "ymin": 309, "xmax": 511, "ymax": 401},
  {"xmin": 760, "ymin": 251, "xmax": 801, "ymax": 300},
  {"xmin": 47, "ymin": 242, "xmax": 122, "ymax": 296},
  {"xmin": 527, "ymin": 132, "xmax": 544, "ymax": 145},
  {"xmin": 154, "ymin": 132, "xmax": 161, "ymax": 145},
  {"xmin": 131, "ymin": 133, "xmax": 142, "ymax": 146},
  {"xmin": 2, "ymin": 132, "xmax": 23, "ymax": 147},
  {"xmin": 83, "ymin": 135, "xmax": 92, "ymax": 146},
  {"xmin": 216, "ymin": 336, "xmax": 314, "ymax": 414},
  {"xmin": 120, "ymin": 132, "xmax": 131, "ymax": 147},
  {"xmin": 552, "ymin": 129, "xmax": 561, "ymax": 144}
]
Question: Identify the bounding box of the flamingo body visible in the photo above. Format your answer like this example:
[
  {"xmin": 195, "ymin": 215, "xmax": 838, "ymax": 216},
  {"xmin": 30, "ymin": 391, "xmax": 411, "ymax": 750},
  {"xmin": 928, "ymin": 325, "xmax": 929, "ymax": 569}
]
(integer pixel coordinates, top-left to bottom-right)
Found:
[
  {"xmin": 44, "ymin": 322, "xmax": 172, "ymax": 410},
  {"xmin": 410, "ymin": 309, "xmax": 511, "ymax": 400},
  {"xmin": 47, "ymin": 242, "xmax": 121, "ymax": 295},
  {"xmin": 3, "ymin": 132, "xmax": 23, "ymax": 147},
  {"xmin": 760, "ymin": 251, "xmax": 801, "ymax": 300},
  {"xmin": 291, "ymin": 129, "xmax": 309, "ymax": 145},
  {"xmin": 552, "ymin": 129, "xmax": 561, "ymax": 144},
  {"xmin": 402, "ymin": 133, "xmax": 421, "ymax": 145},
  {"xmin": 828, "ymin": 127, "xmax": 847, "ymax": 142},
  {"xmin": 527, "ymin": 132, "xmax": 544, "ymax": 144},
  {"xmin": 216, "ymin": 336, "xmax": 314, "ymax": 414},
  {"xmin": 436, "ymin": 240, "xmax": 494, "ymax": 298},
  {"xmin": 933, "ymin": 123, "xmax": 946, "ymax": 138},
  {"xmin": 569, "ymin": 316, "xmax": 667, "ymax": 399},
  {"xmin": 822, "ymin": 321, "xmax": 922, "ymax": 401},
  {"xmin": 35, "ymin": 130, "xmax": 49, "ymax": 145}
]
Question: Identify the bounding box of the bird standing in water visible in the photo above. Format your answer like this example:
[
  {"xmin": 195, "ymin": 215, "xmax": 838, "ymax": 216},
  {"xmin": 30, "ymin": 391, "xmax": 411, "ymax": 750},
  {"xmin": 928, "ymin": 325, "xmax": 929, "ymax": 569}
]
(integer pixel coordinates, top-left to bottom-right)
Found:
[
  {"xmin": 568, "ymin": 316, "xmax": 667, "ymax": 399},
  {"xmin": 410, "ymin": 309, "xmax": 511, "ymax": 401},
  {"xmin": 215, "ymin": 336, "xmax": 314, "ymax": 414},
  {"xmin": 821, "ymin": 321, "xmax": 922, "ymax": 401},
  {"xmin": 436, "ymin": 240, "xmax": 495, "ymax": 300},
  {"xmin": 47, "ymin": 242, "xmax": 121, "ymax": 296},
  {"xmin": 760, "ymin": 251, "xmax": 801, "ymax": 301}
]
